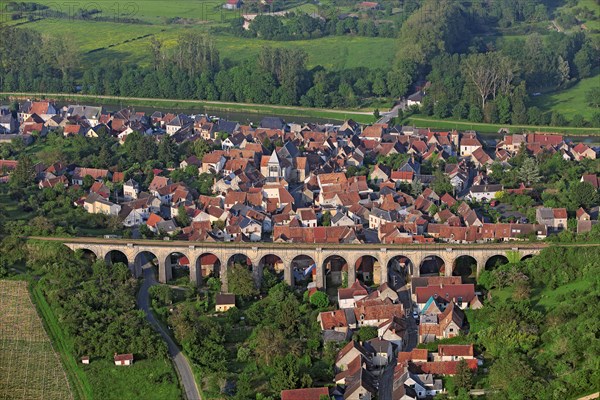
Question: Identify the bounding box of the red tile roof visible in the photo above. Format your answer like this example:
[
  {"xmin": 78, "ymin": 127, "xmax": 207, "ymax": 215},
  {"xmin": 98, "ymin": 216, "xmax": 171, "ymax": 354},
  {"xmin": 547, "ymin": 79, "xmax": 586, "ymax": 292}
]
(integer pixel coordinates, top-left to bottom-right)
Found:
[{"xmin": 281, "ymin": 387, "xmax": 329, "ymax": 400}]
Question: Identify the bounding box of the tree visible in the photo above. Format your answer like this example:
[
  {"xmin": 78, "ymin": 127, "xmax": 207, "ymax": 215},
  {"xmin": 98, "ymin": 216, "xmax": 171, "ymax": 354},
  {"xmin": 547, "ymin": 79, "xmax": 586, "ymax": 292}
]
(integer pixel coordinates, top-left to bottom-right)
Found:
[
  {"xmin": 309, "ymin": 291, "xmax": 329, "ymax": 308},
  {"xmin": 228, "ymin": 264, "xmax": 258, "ymax": 297},
  {"xmin": 411, "ymin": 177, "xmax": 423, "ymax": 196},
  {"xmin": 175, "ymin": 205, "xmax": 190, "ymax": 227},
  {"xmin": 569, "ymin": 181, "xmax": 598, "ymax": 209},
  {"xmin": 321, "ymin": 211, "xmax": 331, "ymax": 226},
  {"xmin": 454, "ymin": 359, "xmax": 473, "ymax": 391},
  {"xmin": 355, "ymin": 326, "xmax": 378, "ymax": 342},
  {"xmin": 463, "ymin": 52, "xmax": 512, "ymax": 109},
  {"xmin": 158, "ymin": 135, "xmax": 177, "ymax": 166},
  {"xmin": 9, "ymin": 154, "xmax": 35, "ymax": 188},
  {"xmin": 585, "ymin": 87, "xmax": 600, "ymax": 108},
  {"xmin": 192, "ymin": 138, "xmax": 211, "ymax": 159},
  {"xmin": 517, "ymin": 158, "xmax": 541, "ymax": 186},
  {"xmin": 432, "ymin": 170, "xmax": 453, "ymax": 195}
]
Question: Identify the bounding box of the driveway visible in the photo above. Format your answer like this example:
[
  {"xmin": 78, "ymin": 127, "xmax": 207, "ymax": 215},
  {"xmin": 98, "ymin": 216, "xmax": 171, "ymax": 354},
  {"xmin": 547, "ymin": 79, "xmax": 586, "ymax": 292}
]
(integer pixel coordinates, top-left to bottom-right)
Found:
[{"xmin": 137, "ymin": 264, "xmax": 201, "ymax": 400}]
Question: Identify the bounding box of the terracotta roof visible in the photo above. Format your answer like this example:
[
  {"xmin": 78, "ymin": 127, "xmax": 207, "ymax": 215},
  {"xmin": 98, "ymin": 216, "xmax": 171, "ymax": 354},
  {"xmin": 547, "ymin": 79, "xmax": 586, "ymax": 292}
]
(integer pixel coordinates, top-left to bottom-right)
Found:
[
  {"xmin": 398, "ymin": 348, "xmax": 428, "ymax": 362},
  {"xmin": 146, "ymin": 213, "xmax": 163, "ymax": 228},
  {"xmin": 413, "ymin": 359, "xmax": 478, "ymax": 375},
  {"xmin": 438, "ymin": 344, "xmax": 473, "ymax": 358},
  {"xmin": 281, "ymin": 387, "xmax": 329, "ymax": 400},
  {"xmin": 319, "ymin": 310, "xmax": 348, "ymax": 329},
  {"xmin": 415, "ymin": 284, "xmax": 476, "ymax": 304},
  {"xmin": 114, "ymin": 353, "xmax": 134, "ymax": 362}
]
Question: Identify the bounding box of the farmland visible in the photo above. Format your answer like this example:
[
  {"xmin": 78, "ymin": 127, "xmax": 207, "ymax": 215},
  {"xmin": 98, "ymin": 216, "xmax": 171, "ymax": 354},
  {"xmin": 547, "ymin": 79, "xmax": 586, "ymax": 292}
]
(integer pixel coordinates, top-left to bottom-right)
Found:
[
  {"xmin": 5, "ymin": 0, "xmax": 395, "ymax": 71},
  {"xmin": 0, "ymin": 280, "xmax": 73, "ymax": 400}
]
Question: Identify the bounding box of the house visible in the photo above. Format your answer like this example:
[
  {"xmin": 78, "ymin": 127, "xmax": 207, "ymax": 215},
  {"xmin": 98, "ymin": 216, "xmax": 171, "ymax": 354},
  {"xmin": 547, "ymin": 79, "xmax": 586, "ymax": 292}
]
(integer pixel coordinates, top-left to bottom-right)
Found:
[
  {"xmin": 581, "ymin": 174, "xmax": 599, "ymax": 189},
  {"xmin": 215, "ymin": 293, "xmax": 236, "ymax": 312},
  {"xmin": 418, "ymin": 302, "xmax": 465, "ymax": 343},
  {"xmin": 72, "ymin": 167, "xmax": 109, "ymax": 185},
  {"xmin": 202, "ymin": 153, "xmax": 226, "ymax": 174},
  {"xmin": 415, "ymin": 284, "xmax": 476, "ymax": 311},
  {"xmin": 434, "ymin": 344, "xmax": 474, "ymax": 361},
  {"xmin": 344, "ymin": 367, "xmax": 378, "ymax": 400},
  {"xmin": 81, "ymin": 356, "xmax": 90, "ymax": 365},
  {"xmin": 83, "ymin": 193, "xmax": 121, "ymax": 216},
  {"xmin": 123, "ymin": 179, "xmax": 139, "ymax": 200},
  {"xmin": 338, "ymin": 280, "xmax": 369, "ymax": 309},
  {"xmin": 223, "ymin": 0, "xmax": 242, "ymax": 9},
  {"xmin": 365, "ymin": 338, "xmax": 393, "ymax": 367},
  {"xmin": 403, "ymin": 372, "xmax": 443, "ymax": 399},
  {"xmin": 378, "ymin": 316, "xmax": 408, "ymax": 349},
  {"xmin": 281, "ymin": 387, "xmax": 329, "ymax": 400},
  {"xmin": 536, "ymin": 207, "xmax": 567, "ymax": 231},
  {"xmin": 318, "ymin": 309, "xmax": 351, "ymax": 332},
  {"xmin": 407, "ymin": 90, "xmax": 425, "ymax": 107},
  {"xmin": 358, "ymin": 1, "xmax": 382, "ymax": 10},
  {"xmin": 459, "ymin": 137, "xmax": 482, "ymax": 157},
  {"xmin": 113, "ymin": 353, "xmax": 134, "ymax": 366},
  {"xmin": 572, "ymin": 143, "xmax": 596, "ymax": 160},
  {"xmin": 336, "ymin": 341, "xmax": 371, "ymax": 371},
  {"xmin": 466, "ymin": 184, "xmax": 503, "ymax": 202}
]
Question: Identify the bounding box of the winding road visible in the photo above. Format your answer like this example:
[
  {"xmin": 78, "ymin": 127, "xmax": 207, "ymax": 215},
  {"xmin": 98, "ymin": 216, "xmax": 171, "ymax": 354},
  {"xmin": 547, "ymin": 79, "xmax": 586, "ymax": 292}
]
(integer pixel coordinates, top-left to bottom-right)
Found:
[{"xmin": 137, "ymin": 264, "xmax": 201, "ymax": 400}]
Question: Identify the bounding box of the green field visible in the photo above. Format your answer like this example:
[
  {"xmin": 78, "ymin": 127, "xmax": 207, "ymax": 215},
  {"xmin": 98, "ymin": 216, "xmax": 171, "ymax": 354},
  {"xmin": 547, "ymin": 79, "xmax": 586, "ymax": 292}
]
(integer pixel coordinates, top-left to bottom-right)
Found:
[
  {"xmin": 12, "ymin": 0, "xmax": 394, "ymax": 71},
  {"xmin": 530, "ymin": 74, "xmax": 600, "ymax": 119}
]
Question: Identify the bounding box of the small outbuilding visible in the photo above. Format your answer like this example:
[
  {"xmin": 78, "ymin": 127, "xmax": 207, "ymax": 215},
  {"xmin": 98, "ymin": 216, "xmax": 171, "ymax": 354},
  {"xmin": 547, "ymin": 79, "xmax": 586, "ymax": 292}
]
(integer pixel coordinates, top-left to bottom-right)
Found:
[
  {"xmin": 215, "ymin": 293, "xmax": 236, "ymax": 312},
  {"xmin": 81, "ymin": 356, "xmax": 90, "ymax": 365},
  {"xmin": 114, "ymin": 353, "xmax": 134, "ymax": 366}
]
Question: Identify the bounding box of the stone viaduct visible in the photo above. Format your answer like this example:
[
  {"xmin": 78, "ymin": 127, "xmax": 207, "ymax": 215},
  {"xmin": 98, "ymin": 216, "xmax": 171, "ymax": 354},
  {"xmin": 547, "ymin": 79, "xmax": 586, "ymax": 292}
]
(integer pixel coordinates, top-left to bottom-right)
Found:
[{"xmin": 55, "ymin": 238, "xmax": 546, "ymax": 291}]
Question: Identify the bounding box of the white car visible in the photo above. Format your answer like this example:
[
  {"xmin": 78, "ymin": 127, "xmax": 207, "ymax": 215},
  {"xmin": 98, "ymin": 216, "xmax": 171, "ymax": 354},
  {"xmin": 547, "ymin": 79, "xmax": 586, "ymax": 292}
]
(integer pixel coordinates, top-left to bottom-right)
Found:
[{"xmin": 412, "ymin": 311, "xmax": 419, "ymax": 319}]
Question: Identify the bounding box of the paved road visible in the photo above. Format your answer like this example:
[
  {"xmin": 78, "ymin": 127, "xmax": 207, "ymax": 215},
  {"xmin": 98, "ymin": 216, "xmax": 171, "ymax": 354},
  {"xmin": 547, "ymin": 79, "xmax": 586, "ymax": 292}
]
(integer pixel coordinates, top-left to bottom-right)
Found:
[
  {"xmin": 388, "ymin": 265, "xmax": 417, "ymax": 351},
  {"xmin": 137, "ymin": 264, "xmax": 201, "ymax": 400}
]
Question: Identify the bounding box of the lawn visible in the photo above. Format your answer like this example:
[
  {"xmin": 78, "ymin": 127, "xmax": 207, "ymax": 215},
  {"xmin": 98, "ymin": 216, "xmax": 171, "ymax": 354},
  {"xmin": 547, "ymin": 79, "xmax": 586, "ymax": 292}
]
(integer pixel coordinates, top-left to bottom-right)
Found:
[
  {"xmin": 214, "ymin": 35, "xmax": 396, "ymax": 70},
  {"xmin": 0, "ymin": 280, "xmax": 74, "ymax": 400},
  {"xmin": 83, "ymin": 359, "xmax": 181, "ymax": 400},
  {"xmin": 529, "ymin": 74, "xmax": 600, "ymax": 119}
]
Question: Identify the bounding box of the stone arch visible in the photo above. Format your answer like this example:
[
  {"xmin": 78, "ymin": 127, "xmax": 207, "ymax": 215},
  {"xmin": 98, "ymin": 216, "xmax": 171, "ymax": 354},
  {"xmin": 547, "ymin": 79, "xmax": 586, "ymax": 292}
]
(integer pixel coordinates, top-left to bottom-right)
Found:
[
  {"xmin": 355, "ymin": 255, "xmax": 381, "ymax": 286},
  {"xmin": 257, "ymin": 254, "xmax": 284, "ymax": 288},
  {"xmin": 323, "ymin": 255, "xmax": 348, "ymax": 290},
  {"xmin": 521, "ymin": 254, "xmax": 535, "ymax": 262},
  {"xmin": 420, "ymin": 255, "xmax": 445, "ymax": 276},
  {"xmin": 195, "ymin": 253, "xmax": 222, "ymax": 285},
  {"xmin": 290, "ymin": 254, "xmax": 316, "ymax": 288},
  {"xmin": 452, "ymin": 255, "xmax": 477, "ymax": 282},
  {"xmin": 227, "ymin": 253, "xmax": 253, "ymax": 270},
  {"xmin": 485, "ymin": 254, "xmax": 509, "ymax": 270},
  {"xmin": 164, "ymin": 251, "xmax": 191, "ymax": 283},
  {"xmin": 75, "ymin": 248, "xmax": 98, "ymax": 263},
  {"xmin": 134, "ymin": 251, "xmax": 158, "ymax": 274},
  {"xmin": 387, "ymin": 255, "xmax": 415, "ymax": 288},
  {"xmin": 104, "ymin": 250, "xmax": 129, "ymax": 266}
]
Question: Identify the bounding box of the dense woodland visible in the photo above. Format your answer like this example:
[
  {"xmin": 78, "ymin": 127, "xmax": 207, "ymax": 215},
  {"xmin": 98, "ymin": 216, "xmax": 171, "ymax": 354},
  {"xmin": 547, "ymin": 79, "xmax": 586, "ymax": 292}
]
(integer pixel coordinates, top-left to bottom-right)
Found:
[{"xmin": 1, "ymin": 0, "xmax": 599, "ymax": 126}]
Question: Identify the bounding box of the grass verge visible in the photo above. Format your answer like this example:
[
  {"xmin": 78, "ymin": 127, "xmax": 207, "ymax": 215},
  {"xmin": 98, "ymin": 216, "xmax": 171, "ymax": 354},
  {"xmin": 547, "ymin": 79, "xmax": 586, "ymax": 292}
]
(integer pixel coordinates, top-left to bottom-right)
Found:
[{"xmin": 29, "ymin": 280, "xmax": 93, "ymax": 400}]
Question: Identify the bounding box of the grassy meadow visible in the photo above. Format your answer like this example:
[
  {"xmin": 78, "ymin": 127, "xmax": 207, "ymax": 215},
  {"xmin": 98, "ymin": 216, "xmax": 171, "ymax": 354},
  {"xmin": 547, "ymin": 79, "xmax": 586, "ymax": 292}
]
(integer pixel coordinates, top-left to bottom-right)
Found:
[{"xmin": 530, "ymin": 74, "xmax": 600, "ymax": 120}]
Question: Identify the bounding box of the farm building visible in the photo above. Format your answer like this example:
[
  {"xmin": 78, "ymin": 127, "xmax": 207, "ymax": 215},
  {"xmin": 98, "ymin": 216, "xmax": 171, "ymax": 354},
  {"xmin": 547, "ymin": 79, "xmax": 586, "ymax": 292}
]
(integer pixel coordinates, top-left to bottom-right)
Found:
[{"xmin": 114, "ymin": 353, "xmax": 134, "ymax": 366}]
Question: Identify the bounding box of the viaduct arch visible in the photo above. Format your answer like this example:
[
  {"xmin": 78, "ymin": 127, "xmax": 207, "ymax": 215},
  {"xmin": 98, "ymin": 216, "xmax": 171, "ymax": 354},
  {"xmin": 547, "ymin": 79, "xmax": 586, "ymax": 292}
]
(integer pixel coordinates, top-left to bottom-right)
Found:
[{"xmin": 60, "ymin": 239, "xmax": 547, "ymax": 291}]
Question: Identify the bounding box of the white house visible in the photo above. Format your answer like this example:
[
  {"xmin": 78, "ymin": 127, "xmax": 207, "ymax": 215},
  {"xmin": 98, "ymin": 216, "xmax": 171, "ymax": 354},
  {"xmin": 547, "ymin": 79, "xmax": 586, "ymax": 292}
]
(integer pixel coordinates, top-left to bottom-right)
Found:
[{"xmin": 466, "ymin": 184, "xmax": 503, "ymax": 202}]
